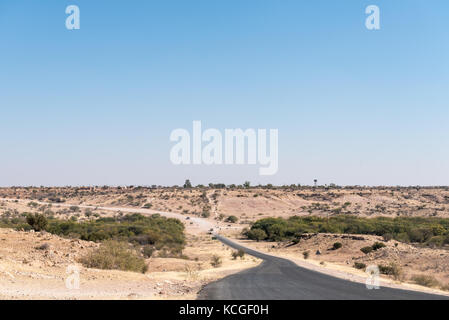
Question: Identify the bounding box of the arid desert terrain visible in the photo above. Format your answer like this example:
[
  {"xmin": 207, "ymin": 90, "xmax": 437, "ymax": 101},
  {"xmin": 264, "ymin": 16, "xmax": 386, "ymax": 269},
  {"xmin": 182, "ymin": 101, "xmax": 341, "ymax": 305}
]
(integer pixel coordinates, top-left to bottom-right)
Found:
[{"xmin": 0, "ymin": 185, "xmax": 449, "ymax": 299}]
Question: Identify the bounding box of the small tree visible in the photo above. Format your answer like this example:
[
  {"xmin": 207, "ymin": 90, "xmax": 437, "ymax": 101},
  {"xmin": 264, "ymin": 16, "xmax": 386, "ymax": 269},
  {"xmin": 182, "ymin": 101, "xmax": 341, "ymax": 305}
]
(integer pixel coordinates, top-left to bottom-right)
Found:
[
  {"xmin": 26, "ymin": 213, "xmax": 48, "ymax": 231},
  {"xmin": 332, "ymin": 242, "xmax": 343, "ymax": 250},
  {"xmin": 243, "ymin": 181, "xmax": 251, "ymax": 189},
  {"xmin": 183, "ymin": 179, "xmax": 192, "ymax": 188}
]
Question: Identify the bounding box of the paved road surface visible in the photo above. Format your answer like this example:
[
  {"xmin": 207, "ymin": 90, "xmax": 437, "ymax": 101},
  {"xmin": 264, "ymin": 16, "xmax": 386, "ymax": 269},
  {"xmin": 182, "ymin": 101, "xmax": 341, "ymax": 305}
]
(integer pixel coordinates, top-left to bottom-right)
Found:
[{"xmin": 200, "ymin": 235, "xmax": 448, "ymax": 300}]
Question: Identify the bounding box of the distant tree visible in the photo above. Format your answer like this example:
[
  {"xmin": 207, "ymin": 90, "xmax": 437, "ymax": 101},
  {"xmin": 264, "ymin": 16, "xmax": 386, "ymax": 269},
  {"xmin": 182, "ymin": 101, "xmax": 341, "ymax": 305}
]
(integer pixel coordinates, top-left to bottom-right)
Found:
[
  {"xmin": 243, "ymin": 181, "xmax": 251, "ymax": 189},
  {"xmin": 183, "ymin": 179, "xmax": 192, "ymax": 188}
]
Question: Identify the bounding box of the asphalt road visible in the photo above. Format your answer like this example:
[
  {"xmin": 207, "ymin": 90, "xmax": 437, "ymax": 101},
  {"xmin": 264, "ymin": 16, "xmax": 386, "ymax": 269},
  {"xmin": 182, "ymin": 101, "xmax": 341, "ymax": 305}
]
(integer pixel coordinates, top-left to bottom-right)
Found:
[{"xmin": 200, "ymin": 235, "xmax": 448, "ymax": 300}]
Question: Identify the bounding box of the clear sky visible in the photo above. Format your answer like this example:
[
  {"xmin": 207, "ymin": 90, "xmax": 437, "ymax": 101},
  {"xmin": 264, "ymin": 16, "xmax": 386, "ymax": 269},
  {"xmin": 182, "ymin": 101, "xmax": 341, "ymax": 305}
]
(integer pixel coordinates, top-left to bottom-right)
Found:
[{"xmin": 0, "ymin": 0, "xmax": 448, "ymax": 187}]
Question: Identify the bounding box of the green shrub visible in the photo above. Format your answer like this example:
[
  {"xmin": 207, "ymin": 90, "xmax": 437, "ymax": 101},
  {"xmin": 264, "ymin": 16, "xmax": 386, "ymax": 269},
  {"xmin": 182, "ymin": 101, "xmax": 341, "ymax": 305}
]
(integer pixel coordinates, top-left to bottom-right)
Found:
[
  {"xmin": 360, "ymin": 246, "xmax": 373, "ymax": 254},
  {"xmin": 408, "ymin": 228, "xmax": 432, "ymax": 243},
  {"xmin": 142, "ymin": 245, "xmax": 155, "ymax": 258},
  {"xmin": 372, "ymin": 242, "xmax": 386, "ymax": 250},
  {"xmin": 226, "ymin": 216, "xmax": 238, "ymax": 223},
  {"xmin": 26, "ymin": 213, "xmax": 48, "ymax": 231},
  {"xmin": 247, "ymin": 229, "xmax": 267, "ymax": 241},
  {"xmin": 353, "ymin": 262, "xmax": 366, "ymax": 270},
  {"xmin": 0, "ymin": 213, "xmax": 186, "ymax": 258},
  {"xmin": 303, "ymin": 251, "xmax": 310, "ymax": 259},
  {"xmin": 201, "ymin": 209, "xmax": 211, "ymax": 218},
  {"xmin": 361, "ymin": 242, "xmax": 386, "ymax": 254},
  {"xmin": 80, "ymin": 240, "xmax": 148, "ymax": 273},
  {"xmin": 332, "ymin": 242, "xmax": 342, "ymax": 250},
  {"xmin": 378, "ymin": 262, "xmax": 403, "ymax": 280},
  {"xmin": 47, "ymin": 213, "xmax": 186, "ymax": 254},
  {"xmin": 246, "ymin": 216, "xmax": 449, "ymax": 244}
]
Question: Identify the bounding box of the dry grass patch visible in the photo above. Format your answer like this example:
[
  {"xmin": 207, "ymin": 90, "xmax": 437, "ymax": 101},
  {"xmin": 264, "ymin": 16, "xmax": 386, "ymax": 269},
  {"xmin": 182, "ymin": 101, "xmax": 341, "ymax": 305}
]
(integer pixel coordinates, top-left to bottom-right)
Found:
[
  {"xmin": 80, "ymin": 240, "xmax": 148, "ymax": 273},
  {"xmin": 411, "ymin": 275, "xmax": 440, "ymax": 288}
]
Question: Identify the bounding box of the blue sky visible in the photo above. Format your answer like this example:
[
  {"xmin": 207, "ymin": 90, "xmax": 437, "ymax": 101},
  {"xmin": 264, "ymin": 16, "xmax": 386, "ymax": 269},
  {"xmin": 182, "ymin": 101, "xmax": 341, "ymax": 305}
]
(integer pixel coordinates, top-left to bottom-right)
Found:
[{"xmin": 0, "ymin": 0, "xmax": 448, "ymax": 186}]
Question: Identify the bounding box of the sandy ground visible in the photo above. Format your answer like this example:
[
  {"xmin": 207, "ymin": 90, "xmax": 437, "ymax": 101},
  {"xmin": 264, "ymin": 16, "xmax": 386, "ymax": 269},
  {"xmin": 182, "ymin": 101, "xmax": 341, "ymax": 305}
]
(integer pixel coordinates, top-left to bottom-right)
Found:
[
  {"xmin": 2, "ymin": 186, "xmax": 449, "ymax": 222},
  {"xmin": 1, "ymin": 186, "xmax": 449, "ymax": 298},
  {"xmin": 0, "ymin": 228, "xmax": 260, "ymax": 300},
  {"xmin": 0, "ymin": 196, "xmax": 259, "ymax": 300}
]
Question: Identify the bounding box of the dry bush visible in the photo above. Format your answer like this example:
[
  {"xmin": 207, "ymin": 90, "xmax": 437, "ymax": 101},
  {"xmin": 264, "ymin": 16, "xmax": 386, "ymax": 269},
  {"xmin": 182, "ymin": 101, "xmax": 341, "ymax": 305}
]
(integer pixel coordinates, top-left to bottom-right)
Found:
[
  {"xmin": 210, "ymin": 255, "xmax": 222, "ymax": 268},
  {"xmin": 35, "ymin": 243, "xmax": 50, "ymax": 250},
  {"xmin": 411, "ymin": 275, "xmax": 440, "ymax": 288},
  {"xmin": 378, "ymin": 262, "xmax": 404, "ymax": 281},
  {"xmin": 184, "ymin": 263, "xmax": 201, "ymax": 280},
  {"xmin": 80, "ymin": 240, "xmax": 147, "ymax": 273}
]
